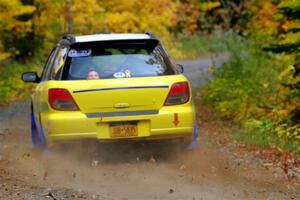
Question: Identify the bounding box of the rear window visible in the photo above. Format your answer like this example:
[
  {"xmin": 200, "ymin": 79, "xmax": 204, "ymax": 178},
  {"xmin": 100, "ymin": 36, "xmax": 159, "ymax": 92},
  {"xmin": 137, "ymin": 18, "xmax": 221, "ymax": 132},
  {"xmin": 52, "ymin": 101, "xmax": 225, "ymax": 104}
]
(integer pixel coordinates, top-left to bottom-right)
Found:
[{"xmin": 63, "ymin": 42, "xmax": 176, "ymax": 80}]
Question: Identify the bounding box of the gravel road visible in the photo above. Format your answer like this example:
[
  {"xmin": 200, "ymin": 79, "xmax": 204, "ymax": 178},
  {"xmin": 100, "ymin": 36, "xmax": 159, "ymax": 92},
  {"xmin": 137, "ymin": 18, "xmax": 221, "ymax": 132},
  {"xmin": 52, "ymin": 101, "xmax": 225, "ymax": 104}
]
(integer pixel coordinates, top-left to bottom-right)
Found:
[
  {"xmin": 181, "ymin": 54, "xmax": 228, "ymax": 86},
  {"xmin": 0, "ymin": 57, "xmax": 299, "ymax": 200}
]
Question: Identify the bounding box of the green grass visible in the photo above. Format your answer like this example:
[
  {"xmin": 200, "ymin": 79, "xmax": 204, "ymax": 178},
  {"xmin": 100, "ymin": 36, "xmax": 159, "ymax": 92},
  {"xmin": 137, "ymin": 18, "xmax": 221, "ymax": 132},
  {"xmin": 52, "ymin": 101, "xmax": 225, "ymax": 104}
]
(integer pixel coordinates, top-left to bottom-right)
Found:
[
  {"xmin": 231, "ymin": 118, "xmax": 274, "ymax": 148},
  {"xmin": 231, "ymin": 119, "xmax": 300, "ymax": 154},
  {"xmin": 232, "ymin": 130, "xmax": 300, "ymax": 154}
]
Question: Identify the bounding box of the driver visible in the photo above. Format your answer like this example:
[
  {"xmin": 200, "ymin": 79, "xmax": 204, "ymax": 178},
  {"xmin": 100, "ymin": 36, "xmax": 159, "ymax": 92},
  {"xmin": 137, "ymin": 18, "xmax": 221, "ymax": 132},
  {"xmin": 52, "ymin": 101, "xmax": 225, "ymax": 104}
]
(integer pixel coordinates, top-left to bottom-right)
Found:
[{"xmin": 87, "ymin": 70, "xmax": 100, "ymax": 80}]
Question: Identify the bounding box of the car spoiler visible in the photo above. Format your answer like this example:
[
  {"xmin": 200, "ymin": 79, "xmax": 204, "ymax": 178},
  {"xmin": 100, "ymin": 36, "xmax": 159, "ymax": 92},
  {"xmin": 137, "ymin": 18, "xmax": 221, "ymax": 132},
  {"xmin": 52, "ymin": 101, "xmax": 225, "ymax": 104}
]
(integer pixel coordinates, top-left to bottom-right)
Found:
[{"xmin": 69, "ymin": 39, "xmax": 159, "ymax": 49}]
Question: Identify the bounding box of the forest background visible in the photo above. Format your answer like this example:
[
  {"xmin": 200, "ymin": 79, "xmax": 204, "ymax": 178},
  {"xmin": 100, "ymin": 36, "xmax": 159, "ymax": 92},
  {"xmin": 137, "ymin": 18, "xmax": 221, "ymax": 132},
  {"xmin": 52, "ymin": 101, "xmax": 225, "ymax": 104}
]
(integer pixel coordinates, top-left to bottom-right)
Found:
[{"xmin": 0, "ymin": 0, "xmax": 299, "ymax": 154}]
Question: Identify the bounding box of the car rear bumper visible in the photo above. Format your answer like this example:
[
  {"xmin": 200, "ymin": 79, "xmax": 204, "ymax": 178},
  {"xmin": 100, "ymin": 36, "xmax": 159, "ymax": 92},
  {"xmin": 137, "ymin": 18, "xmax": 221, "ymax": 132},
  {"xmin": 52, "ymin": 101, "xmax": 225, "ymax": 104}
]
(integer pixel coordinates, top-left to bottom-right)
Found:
[{"xmin": 41, "ymin": 105, "xmax": 195, "ymax": 144}]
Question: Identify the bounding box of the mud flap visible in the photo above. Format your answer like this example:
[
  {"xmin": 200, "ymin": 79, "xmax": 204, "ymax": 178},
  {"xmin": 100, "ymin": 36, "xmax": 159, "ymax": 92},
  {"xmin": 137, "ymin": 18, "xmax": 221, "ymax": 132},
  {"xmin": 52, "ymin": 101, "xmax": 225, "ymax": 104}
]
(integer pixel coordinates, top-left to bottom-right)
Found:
[
  {"xmin": 38, "ymin": 123, "xmax": 47, "ymax": 149},
  {"xmin": 187, "ymin": 121, "xmax": 198, "ymax": 150},
  {"xmin": 30, "ymin": 112, "xmax": 39, "ymax": 147},
  {"xmin": 30, "ymin": 112, "xmax": 47, "ymax": 149}
]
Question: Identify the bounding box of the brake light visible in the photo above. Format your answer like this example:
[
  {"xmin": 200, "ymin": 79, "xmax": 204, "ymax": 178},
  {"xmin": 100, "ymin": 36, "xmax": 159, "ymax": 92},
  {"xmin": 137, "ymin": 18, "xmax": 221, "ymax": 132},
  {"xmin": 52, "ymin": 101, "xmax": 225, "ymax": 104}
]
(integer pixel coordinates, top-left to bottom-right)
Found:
[
  {"xmin": 48, "ymin": 89, "xmax": 79, "ymax": 111},
  {"xmin": 164, "ymin": 82, "xmax": 190, "ymax": 105}
]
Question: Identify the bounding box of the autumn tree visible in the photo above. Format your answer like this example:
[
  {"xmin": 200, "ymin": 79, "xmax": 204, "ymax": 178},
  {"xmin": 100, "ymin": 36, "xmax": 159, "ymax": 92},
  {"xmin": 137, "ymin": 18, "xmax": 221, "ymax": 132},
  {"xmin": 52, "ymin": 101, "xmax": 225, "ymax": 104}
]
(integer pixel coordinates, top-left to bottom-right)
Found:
[
  {"xmin": 267, "ymin": 0, "xmax": 300, "ymax": 123},
  {"xmin": 0, "ymin": 0, "xmax": 35, "ymax": 61},
  {"xmin": 99, "ymin": 1, "xmax": 178, "ymax": 39}
]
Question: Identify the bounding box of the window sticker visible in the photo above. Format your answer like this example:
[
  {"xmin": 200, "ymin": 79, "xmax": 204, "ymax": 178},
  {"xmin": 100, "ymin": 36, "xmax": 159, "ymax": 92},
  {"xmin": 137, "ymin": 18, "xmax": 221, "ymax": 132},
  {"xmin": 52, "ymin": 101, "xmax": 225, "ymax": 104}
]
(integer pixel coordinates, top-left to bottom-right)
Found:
[
  {"xmin": 124, "ymin": 69, "xmax": 132, "ymax": 78},
  {"xmin": 113, "ymin": 72, "xmax": 126, "ymax": 78},
  {"xmin": 61, "ymin": 48, "xmax": 67, "ymax": 57},
  {"xmin": 68, "ymin": 49, "xmax": 91, "ymax": 57},
  {"xmin": 54, "ymin": 48, "xmax": 68, "ymax": 73}
]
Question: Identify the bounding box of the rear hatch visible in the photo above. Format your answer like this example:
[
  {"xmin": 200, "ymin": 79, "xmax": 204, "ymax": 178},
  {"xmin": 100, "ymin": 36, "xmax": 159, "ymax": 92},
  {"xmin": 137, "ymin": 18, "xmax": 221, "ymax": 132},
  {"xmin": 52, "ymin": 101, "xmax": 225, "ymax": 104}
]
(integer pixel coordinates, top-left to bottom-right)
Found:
[
  {"xmin": 61, "ymin": 76, "xmax": 185, "ymax": 114},
  {"xmin": 52, "ymin": 38, "xmax": 189, "ymax": 114}
]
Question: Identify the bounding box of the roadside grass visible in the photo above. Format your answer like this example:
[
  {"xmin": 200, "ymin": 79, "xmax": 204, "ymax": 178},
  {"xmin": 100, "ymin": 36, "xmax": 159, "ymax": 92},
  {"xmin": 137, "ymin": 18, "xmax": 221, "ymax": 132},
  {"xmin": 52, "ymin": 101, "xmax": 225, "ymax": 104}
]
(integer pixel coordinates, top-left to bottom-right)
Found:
[
  {"xmin": 232, "ymin": 130, "xmax": 300, "ymax": 155},
  {"xmin": 232, "ymin": 130, "xmax": 271, "ymax": 149},
  {"xmin": 231, "ymin": 121, "xmax": 300, "ymax": 155}
]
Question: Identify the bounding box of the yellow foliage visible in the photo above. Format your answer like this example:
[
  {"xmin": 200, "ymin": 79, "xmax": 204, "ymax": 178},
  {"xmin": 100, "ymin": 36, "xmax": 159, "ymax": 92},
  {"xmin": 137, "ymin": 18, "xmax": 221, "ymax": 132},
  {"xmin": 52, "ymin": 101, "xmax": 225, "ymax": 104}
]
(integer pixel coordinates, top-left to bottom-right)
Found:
[
  {"xmin": 71, "ymin": 0, "xmax": 103, "ymax": 34},
  {"xmin": 97, "ymin": 0, "xmax": 180, "ymax": 57},
  {"xmin": 0, "ymin": 0, "xmax": 35, "ymax": 60},
  {"xmin": 31, "ymin": 0, "xmax": 183, "ymax": 57},
  {"xmin": 176, "ymin": 1, "xmax": 200, "ymax": 35},
  {"xmin": 274, "ymin": 123, "xmax": 300, "ymax": 141},
  {"xmin": 280, "ymin": 32, "xmax": 300, "ymax": 44},
  {"xmin": 282, "ymin": 21, "xmax": 300, "ymax": 31},
  {"xmin": 99, "ymin": 0, "xmax": 178, "ymax": 38},
  {"xmin": 198, "ymin": 2, "xmax": 221, "ymax": 11},
  {"xmin": 0, "ymin": 0, "xmax": 35, "ymax": 32},
  {"xmin": 247, "ymin": 0, "xmax": 279, "ymax": 40},
  {"xmin": 0, "ymin": 42, "xmax": 10, "ymax": 63},
  {"xmin": 104, "ymin": 12, "xmax": 140, "ymax": 33},
  {"xmin": 279, "ymin": 65, "xmax": 295, "ymax": 80},
  {"xmin": 33, "ymin": 0, "xmax": 65, "ymax": 52}
]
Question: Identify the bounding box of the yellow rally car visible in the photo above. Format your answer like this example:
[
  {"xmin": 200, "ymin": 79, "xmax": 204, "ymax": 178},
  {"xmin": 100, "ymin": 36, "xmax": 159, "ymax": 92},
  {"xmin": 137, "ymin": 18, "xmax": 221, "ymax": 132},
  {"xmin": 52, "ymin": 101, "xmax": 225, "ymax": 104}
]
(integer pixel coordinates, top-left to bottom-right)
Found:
[{"xmin": 22, "ymin": 33, "xmax": 198, "ymax": 149}]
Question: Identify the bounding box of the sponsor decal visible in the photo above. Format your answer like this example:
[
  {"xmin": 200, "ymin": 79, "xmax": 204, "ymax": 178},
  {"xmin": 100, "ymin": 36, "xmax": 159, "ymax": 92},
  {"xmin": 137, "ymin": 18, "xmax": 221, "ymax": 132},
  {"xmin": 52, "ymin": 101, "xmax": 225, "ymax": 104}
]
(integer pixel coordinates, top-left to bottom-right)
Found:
[
  {"xmin": 68, "ymin": 49, "xmax": 91, "ymax": 57},
  {"xmin": 173, "ymin": 113, "xmax": 180, "ymax": 126},
  {"xmin": 113, "ymin": 71, "xmax": 126, "ymax": 78},
  {"xmin": 124, "ymin": 69, "xmax": 132, "ymax": 78}
]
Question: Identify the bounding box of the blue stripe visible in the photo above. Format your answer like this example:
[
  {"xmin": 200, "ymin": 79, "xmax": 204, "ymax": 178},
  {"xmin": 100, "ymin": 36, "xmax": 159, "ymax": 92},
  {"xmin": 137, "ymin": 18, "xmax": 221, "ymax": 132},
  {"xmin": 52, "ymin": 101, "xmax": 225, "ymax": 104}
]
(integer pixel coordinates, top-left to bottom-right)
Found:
[{"xmin": 73, "ymin": 85, "xmax": 169, "ymax": 93}]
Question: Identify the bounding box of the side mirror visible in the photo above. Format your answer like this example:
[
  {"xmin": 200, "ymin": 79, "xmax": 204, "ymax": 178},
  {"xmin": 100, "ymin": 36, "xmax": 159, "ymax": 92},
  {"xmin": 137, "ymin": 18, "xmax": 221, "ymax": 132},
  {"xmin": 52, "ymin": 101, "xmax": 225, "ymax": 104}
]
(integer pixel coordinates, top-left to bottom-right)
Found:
[
  {"xmin": 22, "ymin": 72, "xmax": 40, "ymax": 83},
  {"xmin": 176, "ymin": 64, "xmax": 184, "ymax": 73}
]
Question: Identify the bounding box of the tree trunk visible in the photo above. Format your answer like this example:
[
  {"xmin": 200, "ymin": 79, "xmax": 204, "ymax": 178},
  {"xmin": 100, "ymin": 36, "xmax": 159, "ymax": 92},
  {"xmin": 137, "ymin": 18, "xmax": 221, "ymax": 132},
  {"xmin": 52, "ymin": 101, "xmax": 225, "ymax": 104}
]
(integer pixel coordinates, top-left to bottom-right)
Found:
[{"xmin": 66, "ymin": 0, "xmax": 73, "ymax": 33}]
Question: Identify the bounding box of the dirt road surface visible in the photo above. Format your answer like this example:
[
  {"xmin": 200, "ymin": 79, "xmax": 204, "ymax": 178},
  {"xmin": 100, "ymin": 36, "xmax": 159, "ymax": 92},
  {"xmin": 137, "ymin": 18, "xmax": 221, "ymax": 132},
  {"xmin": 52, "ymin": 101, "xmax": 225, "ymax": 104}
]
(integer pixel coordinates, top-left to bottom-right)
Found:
[{"xmin": 0, "ymin": 57, "xmax": 299, "ymax": 200}]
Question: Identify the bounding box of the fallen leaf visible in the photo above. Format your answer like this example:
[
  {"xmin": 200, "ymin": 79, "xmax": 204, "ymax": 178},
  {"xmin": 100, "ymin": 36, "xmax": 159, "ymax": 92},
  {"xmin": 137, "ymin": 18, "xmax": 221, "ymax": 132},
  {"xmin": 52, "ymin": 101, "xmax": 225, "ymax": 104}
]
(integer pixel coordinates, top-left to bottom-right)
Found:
[
  {"xmin": 179, "ymin": 164, "xmax": 186, "ymax": 170},
  {"xmin": 43, "ymin": 171, "xmax": 48, "ymax": 180},
  {"xmin": 22, "ymin": 153, "xmax": 30, "ymax": 158},
  {"xmin": 169, "ymin": 188, "xmax": 174, "ymax": 194},
  {"xmin": 91, "ymin": 160, "xmax": 99, "ymax": 167},
  {"xmin": 149, "ymin": 155, "xmax": 156, "ymax": 164},
  {"xmin": 263, "ymin": 163, "xmax": 273, "ymax": 169},
  {"xmin": 243, "ymin": 190, "xmax": 249, "ymax": 198}
]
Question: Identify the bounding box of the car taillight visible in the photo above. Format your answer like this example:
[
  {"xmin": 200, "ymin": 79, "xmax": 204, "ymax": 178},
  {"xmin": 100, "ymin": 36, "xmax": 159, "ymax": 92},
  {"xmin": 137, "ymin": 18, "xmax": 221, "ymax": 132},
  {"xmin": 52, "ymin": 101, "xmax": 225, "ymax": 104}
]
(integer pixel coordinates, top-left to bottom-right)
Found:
[
  {"xmin": 48, "ymin": 89, "xmax": 79, "ymax": 111},
  {"xmin": 164, "ymin": 82, "xmax": 190, "ymax": 106}
]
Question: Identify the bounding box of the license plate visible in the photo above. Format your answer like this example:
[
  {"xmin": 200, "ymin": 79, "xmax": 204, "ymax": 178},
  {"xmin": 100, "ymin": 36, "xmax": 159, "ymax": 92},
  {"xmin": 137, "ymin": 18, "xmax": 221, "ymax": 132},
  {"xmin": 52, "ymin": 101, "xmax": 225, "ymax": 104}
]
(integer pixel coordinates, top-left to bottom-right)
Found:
[{"xmin": 109, "ymin": 124, "xmax": 138, "ymax": 137}]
